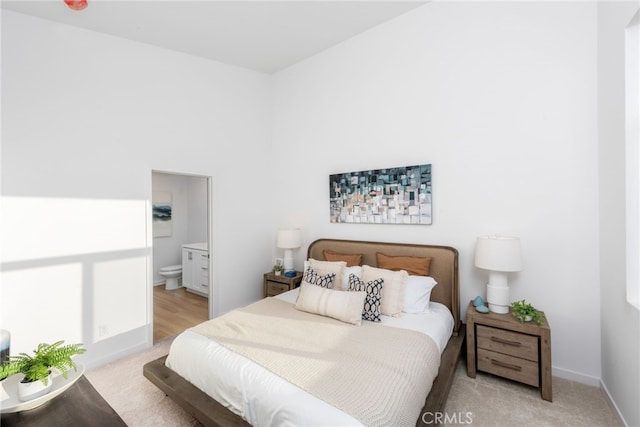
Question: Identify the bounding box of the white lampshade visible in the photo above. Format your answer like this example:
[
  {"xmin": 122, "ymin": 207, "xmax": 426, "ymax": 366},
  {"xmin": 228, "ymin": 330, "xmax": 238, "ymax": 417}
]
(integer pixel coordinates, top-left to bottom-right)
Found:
[
  {"xmin": 475, "ymin": 235, "xmax": 523, "ymax": 314},
  {"xmin": 277, "ymin": 228, "xmax": 301, "ymax": 249},
  {"xmin": 475, "ymin": 235, "xmax": 523, "ymax": 272},
  {"xmin": 277, "ymin": 228, "xmax": 301, "ymax": 273}
]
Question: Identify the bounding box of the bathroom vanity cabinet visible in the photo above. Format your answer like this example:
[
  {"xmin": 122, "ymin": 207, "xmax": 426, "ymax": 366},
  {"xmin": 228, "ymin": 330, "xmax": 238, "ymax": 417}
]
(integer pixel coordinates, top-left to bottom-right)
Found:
[{"xmin": 182, "ymin": 243, "xmax": 209, "ymax": 296}]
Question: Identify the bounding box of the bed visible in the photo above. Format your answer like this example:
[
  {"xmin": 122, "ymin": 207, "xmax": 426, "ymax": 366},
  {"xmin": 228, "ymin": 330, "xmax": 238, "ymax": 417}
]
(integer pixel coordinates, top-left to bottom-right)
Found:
[{"xmin": 144, "ymin": 239, "xmax": 465, "ymax": 427}]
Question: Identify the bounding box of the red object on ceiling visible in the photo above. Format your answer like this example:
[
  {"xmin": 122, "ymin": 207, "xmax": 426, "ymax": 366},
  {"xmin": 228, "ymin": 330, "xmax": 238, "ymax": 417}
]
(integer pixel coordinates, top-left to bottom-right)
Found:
[{"xmin": 64, "ymin": 0, "xmax": 88, "ymax": 11}]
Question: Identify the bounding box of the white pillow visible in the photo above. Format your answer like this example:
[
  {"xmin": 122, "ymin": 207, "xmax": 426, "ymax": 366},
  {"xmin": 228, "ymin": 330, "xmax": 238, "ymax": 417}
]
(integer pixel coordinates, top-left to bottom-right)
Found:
[
  {"xmin": 307, "ymin": 259, "xmax": 347, "ymax": 290},
  {"xmin": 295, "ymin": 283, "xmax": 367, "ymax": 325},
  {"xmin": 361, "ymin": 265, "xmax": 408, "ymax": 317},
  {"xmin": 403, "ymin": 276, "xmax": 438, "ymax": 314}
]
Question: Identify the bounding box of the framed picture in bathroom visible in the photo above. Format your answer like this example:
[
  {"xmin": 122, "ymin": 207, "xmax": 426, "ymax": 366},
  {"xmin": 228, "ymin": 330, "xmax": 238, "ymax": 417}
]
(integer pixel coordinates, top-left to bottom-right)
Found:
[{"xmin": 153, "ymin": 191, "xmax": 172, "ymax": 237}]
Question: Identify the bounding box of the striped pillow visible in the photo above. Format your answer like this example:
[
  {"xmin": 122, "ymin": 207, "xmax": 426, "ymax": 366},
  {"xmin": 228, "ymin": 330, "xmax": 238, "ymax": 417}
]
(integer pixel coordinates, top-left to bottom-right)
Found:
[{"xmin": 295, "ymin": 283, "xmax": 366, "ymax": 325}]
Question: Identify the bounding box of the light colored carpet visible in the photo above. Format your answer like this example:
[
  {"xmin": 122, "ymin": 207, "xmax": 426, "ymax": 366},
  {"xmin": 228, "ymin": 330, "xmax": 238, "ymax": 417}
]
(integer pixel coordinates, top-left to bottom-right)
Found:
[
  {"xmin": 86, "ymin": 336, "xmax": 622, "ymax": 427},
  {"xmin": 443, "ymin": 361, "xmax": 622, "ymax": 427},
  {"xmin": 85, "ymin": 336, "xmax": 202, "ymax": 427}
]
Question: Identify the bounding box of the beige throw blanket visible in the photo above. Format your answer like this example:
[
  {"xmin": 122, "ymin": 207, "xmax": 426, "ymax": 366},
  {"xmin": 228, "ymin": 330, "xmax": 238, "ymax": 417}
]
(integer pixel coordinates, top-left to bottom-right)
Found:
[{"xmin": 189, "ymin": 297, "xmax": 440, "ymax": 427}]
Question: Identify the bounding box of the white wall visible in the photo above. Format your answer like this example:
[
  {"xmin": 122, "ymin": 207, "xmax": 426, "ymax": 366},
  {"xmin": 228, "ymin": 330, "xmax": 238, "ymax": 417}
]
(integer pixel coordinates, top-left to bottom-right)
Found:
[
  {"xmin": 3, "ymin": 4, "xmax": 638, "ymax": 423},
  {"xmin": 598, "ymin": 3, "xmax": 640, "ymax": 426},
  {"xmin": 152, "ymin": 173, "xmax": 189, "ymax": 285},
  {"xmin": 151, "ymin": 172, "xmax": 208, "ymax": 285},
  {"xmin": 1, "ymin": 10, "xmax": 273, "ymax": 367},
  {"xmin": 272, "ymin": 2, "xmax": 602, "ymax": 383},
  {"xmin": 186, "ymin": 175, "xmax": 208, "ymax": 244}
]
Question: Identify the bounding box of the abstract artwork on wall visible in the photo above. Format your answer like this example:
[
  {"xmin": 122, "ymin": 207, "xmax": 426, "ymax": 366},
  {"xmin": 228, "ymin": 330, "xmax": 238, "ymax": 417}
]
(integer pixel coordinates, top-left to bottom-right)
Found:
[
  {"xmin": 329, "ymin": 164, "xmax": 432, "ymax": 225},
  {"xmin": 152, "ymin": 191, "xmax": 172, "ymax": 237}
]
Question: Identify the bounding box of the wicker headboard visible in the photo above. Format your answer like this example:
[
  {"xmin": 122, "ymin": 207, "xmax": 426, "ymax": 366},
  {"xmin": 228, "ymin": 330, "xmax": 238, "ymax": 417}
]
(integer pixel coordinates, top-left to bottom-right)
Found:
[{"xmin": 307, "ymin": 238, "xmax": 461, "ymax": 335}]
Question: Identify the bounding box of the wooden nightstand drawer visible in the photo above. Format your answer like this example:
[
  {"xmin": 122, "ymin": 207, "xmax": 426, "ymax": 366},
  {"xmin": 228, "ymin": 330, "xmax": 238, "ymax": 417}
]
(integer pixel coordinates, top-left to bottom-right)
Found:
[
  {"xmin": 263, "ymin": 271, "xmax": 303, "ymax": 297},
  {"xmin": 477, "ymin": 325, "xmax": 538, "ymax": 362},
  {"xmin": 477, "ymin": 348, "xmax": 539, "ymax": 387},
  {"xmin": 266, "ymin": 281, "xmax": 290, "ymax": 296}
]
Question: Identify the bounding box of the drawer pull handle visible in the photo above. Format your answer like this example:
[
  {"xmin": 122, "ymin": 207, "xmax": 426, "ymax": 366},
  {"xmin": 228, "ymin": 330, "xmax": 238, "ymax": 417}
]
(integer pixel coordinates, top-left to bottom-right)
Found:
[
  {"xmin": 491, "ymin": 336, "xmax": 522, "ymax": 347},
  {"xmin": 491, "ymin": 359, "xmax": 522, "ymax": 371}
]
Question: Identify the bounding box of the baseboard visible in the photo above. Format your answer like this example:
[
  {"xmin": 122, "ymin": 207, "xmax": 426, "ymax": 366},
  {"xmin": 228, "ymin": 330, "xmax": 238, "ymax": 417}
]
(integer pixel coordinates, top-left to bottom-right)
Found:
[
  {"xmin": 553, "ymin": 366, "xmax": 629, "ymax": 426},
  {"xmin": 81, "ymin": 326, "xmax": 150, "ymax": 370},
  {"xmin": 600, "ymin": 380, "xmax": 630, "ymax": 427},
  {"xmin": 552, "ymin": 366, "xmax": 600, "ymax": 387}
]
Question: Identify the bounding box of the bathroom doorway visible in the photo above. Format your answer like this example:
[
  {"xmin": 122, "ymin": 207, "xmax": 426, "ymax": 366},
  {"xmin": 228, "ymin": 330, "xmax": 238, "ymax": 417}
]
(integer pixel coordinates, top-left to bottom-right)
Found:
[{"xmin": 151, "ymin": 170, "xmax": 212, "ymax": 343}]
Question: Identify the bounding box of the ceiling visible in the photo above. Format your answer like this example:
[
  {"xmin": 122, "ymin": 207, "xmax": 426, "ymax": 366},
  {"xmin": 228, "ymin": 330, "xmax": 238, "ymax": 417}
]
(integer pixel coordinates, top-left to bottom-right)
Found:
[{"xmin": 1, "ymin": 1, "xmax": 427, "ymax": 74}]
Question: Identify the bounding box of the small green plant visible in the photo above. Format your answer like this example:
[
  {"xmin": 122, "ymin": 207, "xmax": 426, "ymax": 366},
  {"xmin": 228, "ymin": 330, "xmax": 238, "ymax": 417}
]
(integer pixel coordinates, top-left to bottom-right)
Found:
[
  {"xmin": 273, "ymin": 264, "xmax": 284, "ymax": 274},
  {"xmin": 511, "ymin": 299, "xmax": 544, "ymax": 325},
  {"xmin": 0, "ymin": 341, "xmax": 86, "ymax": 385}
]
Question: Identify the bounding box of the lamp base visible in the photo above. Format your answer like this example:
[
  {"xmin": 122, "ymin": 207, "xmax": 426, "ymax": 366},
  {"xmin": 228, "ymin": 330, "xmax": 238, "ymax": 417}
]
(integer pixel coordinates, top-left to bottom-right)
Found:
[
  {"xmin": 283, "ymin": 249, "xmax": 294, "ymax": 273},
  {"xmin": 487, "ymin": 278, "xmax": 510, "ymax": 314},
  {"xmin": 487, "ymin": 302, "xmax": 509, "ymax": 314}
]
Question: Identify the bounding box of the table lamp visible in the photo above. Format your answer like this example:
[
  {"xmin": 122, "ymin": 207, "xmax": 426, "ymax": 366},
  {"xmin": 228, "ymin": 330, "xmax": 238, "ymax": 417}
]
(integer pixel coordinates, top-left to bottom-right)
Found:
[
  {"xmin": 474, "ymin": 235, "xmax": 523, "ymax": 314},
  {"xmin": 277, "ymin": 228, "xmax": 301, "ymax": 277}
]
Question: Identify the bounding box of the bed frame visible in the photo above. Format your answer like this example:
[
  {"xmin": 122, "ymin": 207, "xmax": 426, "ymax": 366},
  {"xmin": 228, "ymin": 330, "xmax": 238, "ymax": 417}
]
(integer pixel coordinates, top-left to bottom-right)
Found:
[{"xmin": 144, "ymin": 239, "xmax": 465, "ymax": 427}]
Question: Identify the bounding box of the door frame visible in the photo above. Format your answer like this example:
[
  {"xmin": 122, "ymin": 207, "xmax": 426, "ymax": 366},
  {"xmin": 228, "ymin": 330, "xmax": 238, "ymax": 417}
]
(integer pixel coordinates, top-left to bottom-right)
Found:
[{"xmin": 147, "ymin": 169, "xmax": 214, "ymax": 345}]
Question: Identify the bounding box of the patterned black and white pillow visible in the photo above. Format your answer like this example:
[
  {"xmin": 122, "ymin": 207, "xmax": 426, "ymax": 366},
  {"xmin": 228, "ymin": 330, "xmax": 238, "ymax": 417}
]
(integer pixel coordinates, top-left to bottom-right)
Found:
[
  {"xmin": 303, "ymin": 266, "xmax": 336, "ymax": 289},
  {"xmin": 348, "ymin": 273, "xmax": 384, "ymax": 322}
]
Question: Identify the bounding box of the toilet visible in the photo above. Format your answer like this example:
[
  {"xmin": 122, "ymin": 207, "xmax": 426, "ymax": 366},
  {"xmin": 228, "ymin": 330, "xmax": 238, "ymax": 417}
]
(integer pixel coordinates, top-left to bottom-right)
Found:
[{"xmin": 159, "ymin": 265, "xmax": 182, "ymax": 290}]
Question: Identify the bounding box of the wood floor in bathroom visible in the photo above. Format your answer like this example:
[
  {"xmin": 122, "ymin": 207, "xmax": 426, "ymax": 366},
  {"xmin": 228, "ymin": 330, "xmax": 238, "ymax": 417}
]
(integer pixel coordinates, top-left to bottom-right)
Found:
[{"xmin": 153, "ymin": 286, "xmax": 208, "ymax": 342}]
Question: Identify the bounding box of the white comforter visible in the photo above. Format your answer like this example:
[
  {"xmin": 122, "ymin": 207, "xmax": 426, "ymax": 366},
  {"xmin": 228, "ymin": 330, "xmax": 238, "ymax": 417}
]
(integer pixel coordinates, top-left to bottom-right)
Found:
[{"xmin": 165, "ymin": 288, "xmax": 454, "ymax": 427}]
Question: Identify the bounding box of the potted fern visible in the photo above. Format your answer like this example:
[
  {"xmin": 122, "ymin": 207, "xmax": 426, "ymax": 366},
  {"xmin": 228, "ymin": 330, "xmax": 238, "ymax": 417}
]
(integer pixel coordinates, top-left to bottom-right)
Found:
[
  {"xmin": 511, "ymin": 299, "xmax": 544, "ymax": 325},
  {"xmin": 273, "ymin": 264, "xmax": 284, "ymax": 276},
  {"xmin": 0, "ymin": 340, "xmax": 86, "ymax": 401}
]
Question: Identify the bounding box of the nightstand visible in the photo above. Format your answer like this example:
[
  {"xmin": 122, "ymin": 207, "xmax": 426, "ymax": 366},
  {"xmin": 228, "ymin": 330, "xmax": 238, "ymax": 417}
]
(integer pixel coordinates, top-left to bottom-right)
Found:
[
  {"xmin": 466, "ymin": 301, "xmax": 552, "ymax": 401},
  {"xmin": 263, "ymin": 271, "xmax": 303, "ymax": 297}
]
